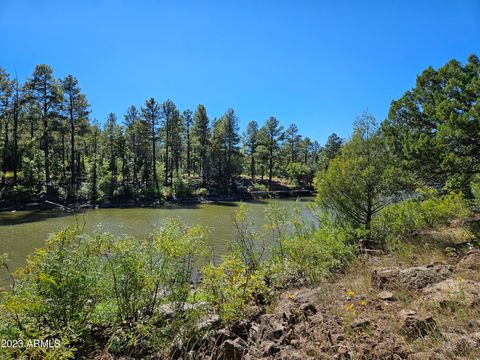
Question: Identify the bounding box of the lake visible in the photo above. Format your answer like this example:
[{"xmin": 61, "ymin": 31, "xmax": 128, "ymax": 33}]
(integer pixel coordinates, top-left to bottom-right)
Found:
[{"xmin": 0, "ymin": 198, "xmax": 314, "ymax": 281}]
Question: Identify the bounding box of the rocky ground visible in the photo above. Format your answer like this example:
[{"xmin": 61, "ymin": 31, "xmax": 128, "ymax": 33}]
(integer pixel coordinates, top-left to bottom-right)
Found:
[{"xmin": 197, "ymin": 225, "xmax": 480, "ymax": 360}]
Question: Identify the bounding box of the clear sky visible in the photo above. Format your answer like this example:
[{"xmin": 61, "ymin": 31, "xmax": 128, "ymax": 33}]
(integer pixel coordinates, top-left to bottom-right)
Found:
[{"xmin": 1, "ymin": 0, "xmax": 479, "ymax": 144}]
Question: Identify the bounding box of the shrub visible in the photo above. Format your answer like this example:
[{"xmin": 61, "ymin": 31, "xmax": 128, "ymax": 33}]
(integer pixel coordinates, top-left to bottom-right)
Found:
[
  {"xmin": 195, "ymin": 187, "xmax": 209, "ymax": 197},
  {"xmin": 201, "ymin": 254, "xmax": 268, "ymax": 323},
  {"xmin": 173, "ymin": 177, "xmax": 192, "ymax": 199},
  {"xmin": 99, "ymin": 172, "xmax": 118, "ymax": 200},
  {"xmin": 373, "ymin": 188, "xmax": 471, "ymax": 246},
  {"xmin": 76, "ymin": 182, "xmax": 91, "ymax": 201},
  {"xmin": 249, "ymin": 183, "xmax": 268, "ymax": 192},
  {"xmin": 231, "ymin": 203, "xmax": 265, "ymax": 271},
  {"xmin": 284, "ymin": 215, "xmax": 356, "ymax": 283},
  {"xmin": 286, "ymin": 162, "xmax": 307, "ymax": 186},
  {"xmin": 161, "ymin": 185, "xmax": 173, "ymax": 200},
  {"xmin": 0, "ymin": 219, "xmax": 208, "ymax": 358},
  {"xmin": 1, "ymin": 184, "xmax": 36, "ymax": 202}
]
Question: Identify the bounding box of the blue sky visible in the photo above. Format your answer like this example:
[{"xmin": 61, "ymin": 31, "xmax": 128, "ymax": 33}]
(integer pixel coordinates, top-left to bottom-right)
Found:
[{"xmin": 1, "ymin": 0, "xmax": 479, "ymax": 144}]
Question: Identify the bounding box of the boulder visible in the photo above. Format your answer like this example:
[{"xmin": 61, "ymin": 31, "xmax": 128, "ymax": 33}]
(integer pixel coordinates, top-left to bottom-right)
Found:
[
  {"xmin": 371, "ymin": 265, "xmax": 453, "ymax": 290},
  {"xmin": 419, "ymin": 278, "xmax": 480, "ymax": 308},
  {"xmin": 377, "ymin": 290, "xmax": 395, "ymax": 301},
  {"xmin": 457, "ymin": 249, "xmax": 480, "ymax": 270},
  {"xmin": 216, "ymin": 338, "xmax": 247, "ymax": 360},
  {"xmin": 260, "ymin": 340, "xmax": 281, "ymax": 357},
  {"xmin": 399, "ymin": 309, "xmax": 437, "ymax": 339},
  {"xmin": 197, "ymin": 314, "xmax": 221, "ymax": 332},
  {"xmin": 273, "ymin": 288, "xmax": 320, "ymax": 325},
  {"xmin": 256, "ymin": 314, "xmax": 287, "ymax": 341}
]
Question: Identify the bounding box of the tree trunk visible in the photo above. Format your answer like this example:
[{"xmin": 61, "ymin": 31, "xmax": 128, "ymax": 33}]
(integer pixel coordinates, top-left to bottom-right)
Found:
[
  {"xmin": 251, "ymin": 154, "xmax": 255, "ymax": 181},
  {"xmin": 152, "ymin": 121, "xmax": 159, "ymax": 193},
  {"xmin": 132, "ymin": 134, "xmax": 137, "ymax": 183},
  {"xmin": 186, "ymin": 128, "xmax": 191, "ymax": 177},
  {"xmin": 44, "ymin": 118, "xmax": 52, "ymax": 195},
  {"xmin": 61, "ymin": 131, "xmax": 66, "ymax": 179},
  {"xmin": 91, "ymin": 130, "xmax": 98, "ymax": 202},
  {"xmin": 12, "ymin": 102, "xmax": 18, "ymax": 185},
  {"xmin": 121, "ymin": 139, "xmax": 126, "ymax": 185},
  {"xmin": 2, "ymin": 116, "xmax": 9, "ymax": 186},
  {"xmin": 268, "ymin": 145, "xmax": 273, "ymax": 191},
  {"xmin": 70, "ymin": 104, "xmax": 75, "ymax": 190}
]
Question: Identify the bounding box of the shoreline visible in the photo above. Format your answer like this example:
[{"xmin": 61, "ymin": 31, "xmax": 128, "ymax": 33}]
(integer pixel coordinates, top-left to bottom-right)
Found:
[{"xmin": 0, "ymin": 189, "xmax": 315, "ymax": 213}]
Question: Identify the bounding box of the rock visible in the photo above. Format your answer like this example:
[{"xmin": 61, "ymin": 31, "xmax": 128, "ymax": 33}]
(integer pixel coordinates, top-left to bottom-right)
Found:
[
  {"xmin": 158, "ymin": 302, "xmax": 207, "ymax": 318},
  {"xmin": 377, "ymin": 290, "xmax": 395, "ymax": 300},
  {"xmin": 399, "ymin": 309, "xmax": 416, "ymax": 318},
  {"xmin": 261, "ymin": 340, "xmax": 280, "ymax": 356},
  {"xmin": 216, "ymin": 338, "xmax": 247, "ymax": 360},
  {"xmin": 371, "ymin": 265, "xmax": 453, "ymax": 290},
  {"xmin": 231, "ymin": 320, "xmax": 251, "ymax": 341},
  {"xmin": 256, "ymin": 314, "xmax": 286, "ymax": 341},
  {"xmin": 211, "ymin": 328, "xmax": 236, "ymax": 347},
  {"xmin": 300, "ymin": 302, "xmax": 317, "ymax": 317},
  {"xmin": 457, "ymin": 249, "xmax": 480, "ymax": 270},
  {"xmin": 420, "ymin": 278, "xmax": 480, "ymax": 308},
  {"xmin": 399, "ymin": 309, "xmax": 437, "ymax": 339},
  {"xmin": 350, "ymin": 319, "xmax": 370, "ymax": 330},
  {"xmin": 197, "ymin": 314, "xmax": 220, "ymax": 331}
]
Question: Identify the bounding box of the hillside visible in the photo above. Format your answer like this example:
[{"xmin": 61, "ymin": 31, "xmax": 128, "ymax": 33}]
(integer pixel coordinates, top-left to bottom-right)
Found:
[{"xmin": 188, "ymin": 221, "xmax": 480, "ymax": 360}]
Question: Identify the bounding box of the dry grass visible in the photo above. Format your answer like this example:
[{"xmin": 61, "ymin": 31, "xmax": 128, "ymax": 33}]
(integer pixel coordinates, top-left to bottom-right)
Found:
[{"xmin": 301, "ymin": 222, "xmax": 480, "ymax": 359}]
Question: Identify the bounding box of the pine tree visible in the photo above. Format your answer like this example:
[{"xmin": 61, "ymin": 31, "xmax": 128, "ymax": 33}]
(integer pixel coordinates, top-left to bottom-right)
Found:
[
  {"xmin": 25, "ymin": 64, "xmax": 63, "ymax": 196},
  {"xmin": 259, "ymin": 117, "xmax": 283, "ymax": 190},
  {"xmin": 141, "ymin": 98, "xmax": 161, "ymax": 192},
  {"xmin": 160, "ymin": 100, "xmax": 181, "ymax": 187},
  {"xmin": 193, "ymin": 104, "xmax": 210, "ymax": 186},
  {"xmin": 61, "ymin": 75, "xmax": 89, "ymax": 194},
  {"xmin": 0, "ymin": 67, "xmax": 13, "ymax": 186},
  {"xmin": 183, "ymin": 109, "xmax": 193, "ymax": 177},
  {"xmin": 245, "ymin": 120, "xmax": 258, "ymax": 181}
]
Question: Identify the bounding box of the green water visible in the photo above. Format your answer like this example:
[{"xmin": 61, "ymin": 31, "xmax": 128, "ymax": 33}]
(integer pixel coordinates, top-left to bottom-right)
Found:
[{"xmin": 0, "ymin": 198, "xmax": 313, "ymax": 277}]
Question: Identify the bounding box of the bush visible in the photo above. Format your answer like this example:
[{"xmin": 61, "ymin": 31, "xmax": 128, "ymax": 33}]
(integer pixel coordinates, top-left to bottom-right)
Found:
[
  {"xmin": 0, "ymin": 219, "xmax": 208, "ymax": 358},
  {"xmin": 284, "ymin": 215, "xmax": 356, "ymax": 283},
  {"xmin": 195, "ymin": 187, "xmax": 209, "ymax": 197},
  {"xmin": 99, "ymin": 172, "xmax": 119, "ymax": 200},
  {"xmin": 249, "ymin": 183, "xmax": 268, "ymax": 192},
  {"xmin": 286, "ymin": 162, "xmax": 307, "ymax": 186},
  {"xmin": 161, "ymin": 185, "xmax": 173, "ymax": 200},
  {"xmin": 373, "ymin": 188, "xmax": 471, "ymax": 246},
  {"xmin": 76, "ymin": 182, "xmax": 91, "ymax": 201},
  {"xmin": 0, "ymin": 184, "xmax": 36, "ymax": 202},
  {"xmin": 201, "ymin": 254, "xmax": 268, "ymax": 323},
  {"xmin": 173, "ymin": 177, "xmax": 192, "ymax": 199}
]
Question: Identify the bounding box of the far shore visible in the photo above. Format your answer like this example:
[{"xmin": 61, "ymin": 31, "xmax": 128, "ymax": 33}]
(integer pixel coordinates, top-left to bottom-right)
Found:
[{"xmin": 0, "ymin": 189, "xmax": 315, "ymax": 213}]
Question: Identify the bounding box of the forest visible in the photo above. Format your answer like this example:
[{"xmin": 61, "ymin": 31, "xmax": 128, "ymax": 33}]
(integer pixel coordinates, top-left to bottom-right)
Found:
[
  {"xmin": 0, "ymin": 54, "xmax": 479, "ymax": 359},
  {"xmin": 0, "ymin": 64, "xmax": 345, "ymax": 206}
]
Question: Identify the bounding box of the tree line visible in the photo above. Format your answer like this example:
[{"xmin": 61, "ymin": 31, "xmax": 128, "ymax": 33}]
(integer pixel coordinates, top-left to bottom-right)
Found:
[
  {"xmin": 2, "ymin": 54, "xmax": 477, "ymax": 206},
  {"xmin": 0, "ymin": 64, "xmax": 343, "ymax": 203}
]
